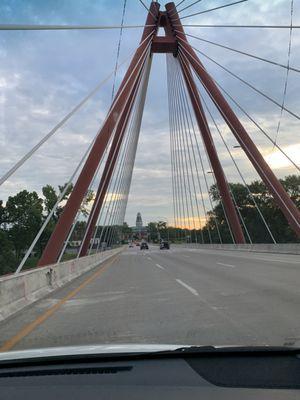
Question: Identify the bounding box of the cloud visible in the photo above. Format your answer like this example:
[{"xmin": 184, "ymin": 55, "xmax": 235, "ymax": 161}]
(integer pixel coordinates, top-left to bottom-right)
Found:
[{"xmin": 0, "ymin": 0, "xmax": 299, "ymax": 229}]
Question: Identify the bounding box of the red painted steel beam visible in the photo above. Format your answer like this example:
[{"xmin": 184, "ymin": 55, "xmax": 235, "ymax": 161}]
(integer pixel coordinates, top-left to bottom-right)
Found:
[
  {"xmin": 166, "ymin": 1, "xmax": 300, "ymax": 238},
  {"xmin": 151, "ymin": 36, "xmax": 177, "ymax": 53},
  {"xmin": 79, "ymin": 75, "xmax": 141, "ymax": 257},
  {"xmin": 38, "ymin": 3, "xmax": 160, "ymax": 266},
  {"xmin": 152, "ymin": 11, "xmax": 177, "ymax": 55}
]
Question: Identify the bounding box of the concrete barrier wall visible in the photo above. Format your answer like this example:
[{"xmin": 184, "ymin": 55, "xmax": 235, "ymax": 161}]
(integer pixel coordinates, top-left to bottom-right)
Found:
[
  {"xmin": 176, "ymin": 243, "xmax": 300, "ymax": 255},
  {"xmin": 0, "ymin": 247, "xmax": 123, "ymax": 322}
]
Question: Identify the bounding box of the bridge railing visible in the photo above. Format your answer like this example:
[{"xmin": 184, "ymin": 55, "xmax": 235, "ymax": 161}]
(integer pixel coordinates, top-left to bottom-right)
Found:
[
  {"xmin": 174, "ymin": 243, "xmax": 300, "ymax": 255},
  {"xmin": 0, "ymin": 247, "xmax": 123, "ymax": 322}
]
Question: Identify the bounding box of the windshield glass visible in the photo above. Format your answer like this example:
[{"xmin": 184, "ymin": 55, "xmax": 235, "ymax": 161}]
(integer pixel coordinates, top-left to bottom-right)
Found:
[{"xmin": 0, "ymin": 0, "xmax": 300, "ymax": 354}]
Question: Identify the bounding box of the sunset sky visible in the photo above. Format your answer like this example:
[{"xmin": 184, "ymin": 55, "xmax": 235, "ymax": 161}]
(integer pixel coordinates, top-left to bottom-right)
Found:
[{"xmin": 0, "ymin": 0, "xmax": 299, "ymax": 227}]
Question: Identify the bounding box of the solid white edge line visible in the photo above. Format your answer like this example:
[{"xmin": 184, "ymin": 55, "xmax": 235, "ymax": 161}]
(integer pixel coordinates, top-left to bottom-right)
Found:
[{"xmin": 176, "ymin": 279, "xmax": 199, "ymax": 296}]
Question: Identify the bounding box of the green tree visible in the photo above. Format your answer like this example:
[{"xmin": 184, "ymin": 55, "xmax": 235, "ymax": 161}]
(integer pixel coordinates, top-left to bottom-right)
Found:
[
  {"xmin": 5, "ymin": 190, "xmax": 43, "ymax": 260},
  {"xmin": 0, "ymin": 230, "xmax": 16, "ymax": 275},
  {"xmin": 206, "ymin": 176, "xmax": 300, "ymax": 243}
]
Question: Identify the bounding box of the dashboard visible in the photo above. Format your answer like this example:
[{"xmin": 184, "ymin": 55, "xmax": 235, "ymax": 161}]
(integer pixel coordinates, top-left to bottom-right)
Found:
[{"xmin": 1, "ymin": 350, "xmax": 300, "ymax": 399}]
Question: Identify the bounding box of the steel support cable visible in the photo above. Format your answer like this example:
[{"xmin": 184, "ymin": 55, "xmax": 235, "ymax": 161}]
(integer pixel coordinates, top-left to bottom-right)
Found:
[
  {"xmin": 176, "ymin": 69, "xmax": 206, "ymax": 245},
  {"xmin": 0, "ymin": 24, "xmax": 156, "ymax": 31},
  {"xmin": 174, "ymin": 55, "xmax": 213, "ymax": 243},
  {"xmin": 0, "ymin": 29, "xmax": 155, "ymax": 187},
  {"xmin": 177, "ymin": 81, "xmax": 198, "ymax": 244},
  {"xmin": 177, "ymin": 31, "xmax": 300, "ymax": 74},
  {"xmin": 103, "ymin": 91, "xmax": 140, "ymax": 249},
  {"xmin": 78, "ymin": 77, "xmax": 146, "ymax": 257},
  {"xmin": 63, "ymin": 128, "xmax": 116, "ymax": 263},
  {"xmin": 94, "ymin": 54, "xmax": 151, "ymax": 251},
  {"xmin": 91, "ymin": 47, "xmax": 152, "ymax": 250},
  {"xmin": 16, "ymin": 45, "xmax": 137, "ymax": 273},
  {"xmin": 95, "ymin": 108, "xmax": 135, "ymax": 252},
  {"xmin": 178, "ymin": 45, "xmax": 300, "ymax": 230},
  {"xmin": 177, "ymin": 64, "xmax": 218, "ymax": 244},
  {"xmin": 175, "ymin": 60, "xmax": 195, "ymax": 240},
  {"xmin": 176, "ymin": 36, "xmax": 300, "ymax": 122},
  {"xmin": 93, "ymin": 96, "xmax": 140, "ymax": 253},
  {"xmin": 59, "ymin": 121, "xmax": 117, "ymax": 259},
  {"xmin": 167, "ymin": 55, "xmax": 179, "ymax": 235},
  {"xmin": 104, "ymin": 53, "xmax": 151, "ymax": 248},
  {"xmin": 104, "ymin": 90, "xmax": 144, "ymax": 243},
  {"xmin": 178, "ymin": 51, "xmax": 233, "ymax": 243},
  {"xmin": 104, "ymin": 142, "xmax": 131, "ymax": 248},
  {"xmin": 57, "ymin": 132, "xmax": 114, "ymax": 261},
  {"xmin": 179, "ymin": 68, "xmax": 223, "ymax": 244},
  {"xmin": 178, "ymin": 73, "xmax": 205, "ymax": 244},
  {"xmin": 180, "ymin": 24, "xmax": 300, "ymax": 29},
  {"xmin": 200, "ymin": 97, "xmax": 268, "ymax": 243},
  {"xmin": 172, "ymin": 58, "xmax": 190, "ymax": 240},
  {"xmin": 174, "ymin": 59, "xmax": 196, "ymax": 240},
  {"xmin": 231, "ymin": 187, "xmax": 252, "ymax": 243},
  {"xmin": 77, "ymin": 46, "xmax": 150, "ymax": 257},
  {"xmin": 104, "ymin": 79, "xmax": 143, "ymax": 248},
  {"xmin": 172, "ymin": 57, "xmax": 188, "ymax": 242},
  {"xmin": 199, "ymin": 92, "xmax": 277, "ymax": 243},
  {"xmin": 221, "ymin": 87, "xmax": 300, "ymax": 174},
  {"xmin": 176, "ymin": 0, "xmax": 204, "ymax": 15},
  {"xmin": 183, "ymin": 78, "xmax": 252, "ymax": 244},
  {"xmin": 14, "ymin": 134, "xmax": 99, "ymax": 273},
  {"xmin": 169, "ymin": 56, "xmax": 184, "ymax": 241},
  {"xmin": 176, "ymin": 61, "xmax": 204, "ymax": 243},
  {"xmin": 175, "ymin": 1, "xmax": 187, "ymax": 7},
  {"xmin": 111, "ymin": 0, "xmax": 127, "ymax": 101},
  {"xmin": 138, "ymin": 0, "xmax": 156, "ymax": 19},
  {"xmin": 177, "ymin": 0, "xmax": 249, "ymax": 20},
  {"xmin": 170, "ymin": 55, "xmax": 184, "ymax": 241},
  {"xmin": 178, "ymin": 51, "xmax": 231, "ymax": 243},
  {"xmin": 273, "ymin": 0, "xmax": 294, "ymax": 149},
  {"xmin": 108, "ymin": 104, "xmax": 141, "ymax": 248},
  {"xmin": 169, "ymin": 55, "xmax": 183, "ymax": 238},
  {"xmin": 77, "ymin": 38, "xmax": 153, "ymax": 254},
  {"xmin": 177, "ymin": 40, "xmax": 300, "ymax": 171},
  {"xmin": 169, "ymin": 56, "xmax": 185, "ymax": 241},
  {"xmin": 179, "ymin": 51, "xmax": 235, "ymax": 243},
  {"xmin": 119, "ymin": 55, "xmax": 151, "ymax": 227}
]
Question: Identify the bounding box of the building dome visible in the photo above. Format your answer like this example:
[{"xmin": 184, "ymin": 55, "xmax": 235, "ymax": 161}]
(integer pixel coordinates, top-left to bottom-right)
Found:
[{"xmin": 136, "ymin": 212, "xmax": 143, "ymax": 228}]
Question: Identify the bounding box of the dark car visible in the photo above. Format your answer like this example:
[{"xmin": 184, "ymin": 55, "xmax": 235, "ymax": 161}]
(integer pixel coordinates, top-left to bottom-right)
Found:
[
  {"xmin": 140, "ymin": 242, "xmax": 149, "ymax": 250},
  {"xmin": 159, "ymin": 241, "xmax": 169, "ymax": 250}
]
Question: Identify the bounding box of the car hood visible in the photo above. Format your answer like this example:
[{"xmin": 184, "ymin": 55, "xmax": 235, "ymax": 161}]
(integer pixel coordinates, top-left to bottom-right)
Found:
[{"xmin": 0, "ymin": 344, "xmax": 186, "ymax": 361}]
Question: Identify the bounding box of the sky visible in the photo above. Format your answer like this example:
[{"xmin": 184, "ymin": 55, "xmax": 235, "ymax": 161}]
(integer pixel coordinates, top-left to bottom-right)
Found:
[{"xmin": 0, "ymin": 0, "xmax": 299, "ymax": 227}]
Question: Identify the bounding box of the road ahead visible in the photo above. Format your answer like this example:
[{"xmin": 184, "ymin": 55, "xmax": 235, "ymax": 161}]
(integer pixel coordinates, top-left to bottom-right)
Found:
[{"xmin": 1, "ymin": 246, "xmax": 300, "ymax": 351}]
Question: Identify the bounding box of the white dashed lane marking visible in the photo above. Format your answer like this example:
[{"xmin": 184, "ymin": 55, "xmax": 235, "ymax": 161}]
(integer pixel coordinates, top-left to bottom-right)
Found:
[
  {"xmin": 176, "ymin": 279, "xmax": 199, "ymax": 296},
  {"xmin": 217, "ymin": 262, "xmax": 236, "ymax": 268}
]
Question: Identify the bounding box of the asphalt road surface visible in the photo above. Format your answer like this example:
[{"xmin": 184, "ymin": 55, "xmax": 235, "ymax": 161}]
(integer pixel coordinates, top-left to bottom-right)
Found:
[{"xmin": 1, "ymin": 245, "xmax": 300, "ymax": 351}]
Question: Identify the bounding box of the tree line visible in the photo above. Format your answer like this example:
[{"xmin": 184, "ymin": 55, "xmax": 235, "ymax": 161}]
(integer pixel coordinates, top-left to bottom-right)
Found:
[{"xmin": 0, "ymin": 175, "xmax": 299, "ymax": 276}]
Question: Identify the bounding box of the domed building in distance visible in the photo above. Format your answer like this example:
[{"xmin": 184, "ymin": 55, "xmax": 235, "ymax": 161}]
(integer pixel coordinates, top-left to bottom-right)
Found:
[{"xmin": 131, "ymin": 212, "xmax": 148, "ymax": 240}]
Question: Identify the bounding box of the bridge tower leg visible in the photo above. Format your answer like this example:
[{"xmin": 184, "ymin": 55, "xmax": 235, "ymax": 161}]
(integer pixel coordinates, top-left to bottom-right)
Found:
[
  {"xmin": 38, "ymin": 2, "xmax": 160, "ymax": 266},
  {"xmin": 166, "ymin": 1, "xmax": 300, "ymax": 238}
]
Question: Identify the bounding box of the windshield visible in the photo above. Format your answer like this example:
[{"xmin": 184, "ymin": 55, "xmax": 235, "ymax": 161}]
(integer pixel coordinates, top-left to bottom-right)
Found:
[{"xmin": 0, "ymin": 0, "xmax": 300, "ymax": 354}]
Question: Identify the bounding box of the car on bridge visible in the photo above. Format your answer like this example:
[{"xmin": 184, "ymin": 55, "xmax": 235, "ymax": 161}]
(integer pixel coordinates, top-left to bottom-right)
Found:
[
  {"xmin": 160, "ymin": 241, "xmax": 170, "ymax": 250},
  {"xmin": 140, "ymin": 242, "xmax": 149, "ymax": 250}
]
